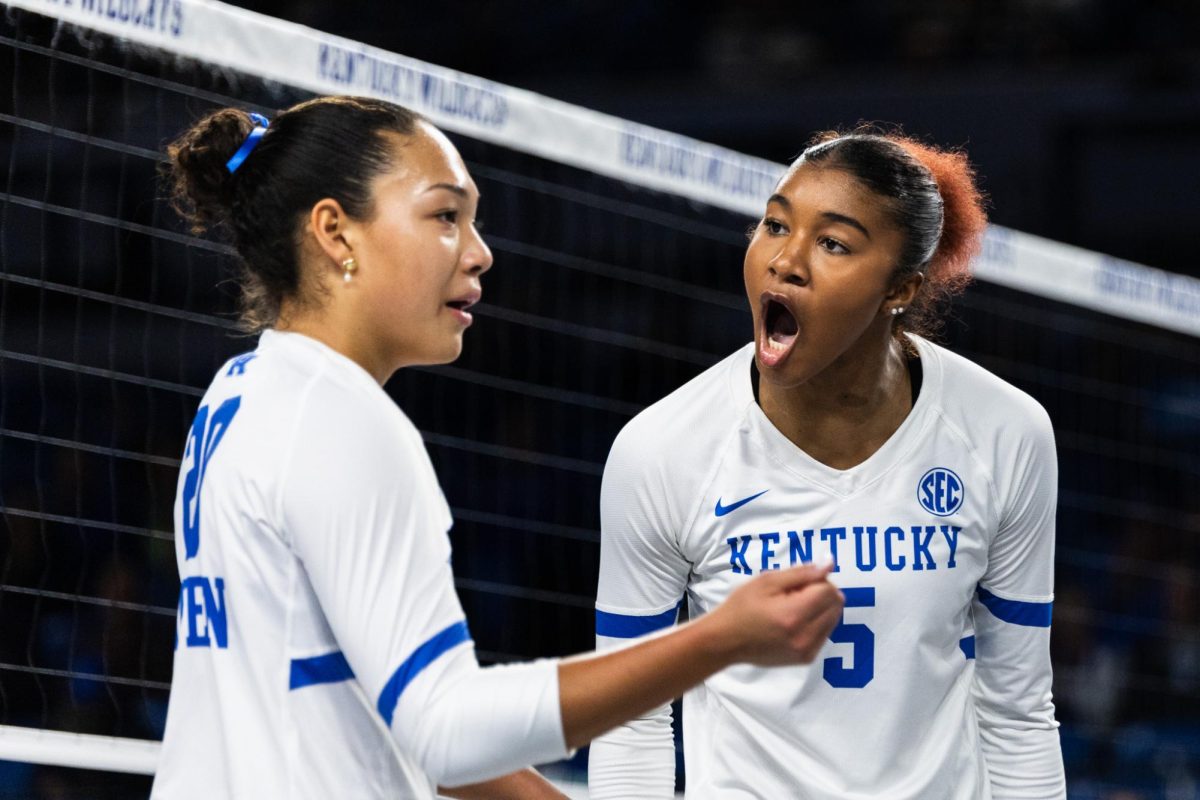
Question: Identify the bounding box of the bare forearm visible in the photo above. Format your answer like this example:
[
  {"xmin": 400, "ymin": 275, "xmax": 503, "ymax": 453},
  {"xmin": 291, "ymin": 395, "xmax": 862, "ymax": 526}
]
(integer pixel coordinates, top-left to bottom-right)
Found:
[
  {"xmin": 559, "ymin": 615, "xmax": 731, "ymax": 749},
  {"xmin": 560, "ymin": 564, "xmax": 843, "ymax": 750},
  {"xmin": 439, "ymin": 768, "xmax": 569, "ymax": 799}
]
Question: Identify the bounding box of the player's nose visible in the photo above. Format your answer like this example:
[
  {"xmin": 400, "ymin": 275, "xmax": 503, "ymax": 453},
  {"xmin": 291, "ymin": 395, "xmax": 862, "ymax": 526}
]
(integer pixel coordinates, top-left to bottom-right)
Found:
[
  {"xmin": 464, "ymin": 224, "xmax": 493, "ymax": 275},
  {"xmin": 767, "ymin": 239, "xmax": 809, "ymax": 287}
]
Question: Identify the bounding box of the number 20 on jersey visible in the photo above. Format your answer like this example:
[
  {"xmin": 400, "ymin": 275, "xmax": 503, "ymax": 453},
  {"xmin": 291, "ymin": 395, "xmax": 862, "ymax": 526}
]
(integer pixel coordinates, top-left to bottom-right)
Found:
[{"xmin": 176, "ymin": 395, "xmax": 241, "ymax": 650}]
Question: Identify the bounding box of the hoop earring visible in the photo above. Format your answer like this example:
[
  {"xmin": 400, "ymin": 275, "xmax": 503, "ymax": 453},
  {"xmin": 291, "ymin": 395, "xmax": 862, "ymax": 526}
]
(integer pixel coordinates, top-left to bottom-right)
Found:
[{"xmin": 341, "ymin": 257, "xmax": 358, "ymax": 283}]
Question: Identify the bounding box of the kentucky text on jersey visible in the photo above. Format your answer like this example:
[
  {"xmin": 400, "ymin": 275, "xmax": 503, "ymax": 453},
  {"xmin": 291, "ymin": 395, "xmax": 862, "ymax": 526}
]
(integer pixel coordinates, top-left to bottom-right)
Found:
[{"xmin": 726, "ymin": 524, "xmax": 962, "ymax": 574}]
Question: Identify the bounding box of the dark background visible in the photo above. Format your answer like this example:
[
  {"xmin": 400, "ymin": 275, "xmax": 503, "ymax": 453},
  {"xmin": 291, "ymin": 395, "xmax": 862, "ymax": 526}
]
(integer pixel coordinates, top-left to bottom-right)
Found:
[{"xmin": 233, "ymin": 0, "xmax": 1200, "ymax": 278}]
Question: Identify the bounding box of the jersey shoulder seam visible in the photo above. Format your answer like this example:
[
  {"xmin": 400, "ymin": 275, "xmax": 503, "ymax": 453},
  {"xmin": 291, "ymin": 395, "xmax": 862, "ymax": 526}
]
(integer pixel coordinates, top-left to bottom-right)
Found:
[
  {"xmin": 273, "ymin": 360, "xmax": 334, "ymax": 548},
  {"xmin": 930, "ymin": 405, "xmax": 1003, "ymax": 533},
  {"xmin": 677, "ymin": 405, "xmax": 755, "ymax": 549},
  {"xmin": 674, "ymin": 348, "xmax": 758, "ymax": 539}
]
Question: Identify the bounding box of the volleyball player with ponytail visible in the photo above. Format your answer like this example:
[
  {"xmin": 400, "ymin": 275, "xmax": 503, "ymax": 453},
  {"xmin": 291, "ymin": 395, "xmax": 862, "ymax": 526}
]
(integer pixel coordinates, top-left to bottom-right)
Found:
[
  {"xmin": 590, "ymin": 130, "xmax": 1066, "ymax": 798},
  {"xmin": 152, "ymin": 97, "xmax": 845, "ymax": 799}
]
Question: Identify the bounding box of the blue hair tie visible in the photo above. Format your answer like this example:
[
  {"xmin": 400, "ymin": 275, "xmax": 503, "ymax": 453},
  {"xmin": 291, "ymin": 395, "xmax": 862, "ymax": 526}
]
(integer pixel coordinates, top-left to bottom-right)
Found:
[{"xmin": 225, "ymin": 112, "xmax": 270, "ymax": 174}]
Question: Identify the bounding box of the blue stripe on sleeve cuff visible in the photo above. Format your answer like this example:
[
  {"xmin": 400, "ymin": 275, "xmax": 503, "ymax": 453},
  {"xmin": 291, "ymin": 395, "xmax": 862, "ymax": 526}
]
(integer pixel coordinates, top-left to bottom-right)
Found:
[
  {"xmin": 959, "ymin": 635, "xmax": 976, "ymax": 659},
  {"xmin": 595, "ymin": 605, "xmax": 679, "ymax": 638},
  {"xmin": 977, "ymin": 587, "xmax": 1053, "ymax": 627},
  {"xmin": 289, "ymin": 650, "xmax": 355, "ymax": 690},
  {"xmin": 377, "ymin": 620, "xmax": 472, "ymax": 727}
]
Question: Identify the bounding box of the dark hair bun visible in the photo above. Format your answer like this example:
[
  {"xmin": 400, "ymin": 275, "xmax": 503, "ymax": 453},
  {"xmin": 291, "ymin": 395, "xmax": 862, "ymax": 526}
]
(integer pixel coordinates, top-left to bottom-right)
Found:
[{"xmin": 165, "ymin": 108, "xmax": 261, "ymax": 233}]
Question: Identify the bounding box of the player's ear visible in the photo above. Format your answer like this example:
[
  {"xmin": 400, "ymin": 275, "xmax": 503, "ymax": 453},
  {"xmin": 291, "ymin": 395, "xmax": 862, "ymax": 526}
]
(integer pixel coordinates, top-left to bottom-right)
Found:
[
  {"xmin": 308, "ymin": 197, "xmax": 354, "ymax": 268},
  {"xmin": 884, "ymin": 270, "xmax": 924, "ymax": 309}
]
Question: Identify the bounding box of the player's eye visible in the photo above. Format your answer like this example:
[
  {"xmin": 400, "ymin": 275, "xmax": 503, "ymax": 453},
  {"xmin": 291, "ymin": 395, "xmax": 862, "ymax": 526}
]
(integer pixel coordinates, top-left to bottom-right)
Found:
[
  {"xmin": 761, "ymin": 217, "xmax": 787, "ymax": 236},
  {"xmin": 435, "ymin": 209, "xmax": 459, "ymax": 225},
  {"xmin": 819, "ymin": 236, "xmax": 849, "ymax": 255}
]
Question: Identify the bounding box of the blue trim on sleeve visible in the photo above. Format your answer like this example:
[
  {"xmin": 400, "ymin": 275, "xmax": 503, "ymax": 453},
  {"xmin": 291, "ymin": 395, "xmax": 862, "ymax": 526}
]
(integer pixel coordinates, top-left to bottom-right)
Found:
[
  {"xmin": 377, "ymin": 620, "xmax": 471, "ymax": 726},
  {"xmin": 977, "ymin": 587, "xmax": 1053, "ymax": 627},
  {"xmin": 595, "ymin": 605, "xmax": 679, "ymax": 638},
  {"xmin": 289, "ymin": 650, "xmax": 355, "ymax": 690},
  {"xmin": 959, "ymin": 635, "xmax": 976, "ymax": 659}
]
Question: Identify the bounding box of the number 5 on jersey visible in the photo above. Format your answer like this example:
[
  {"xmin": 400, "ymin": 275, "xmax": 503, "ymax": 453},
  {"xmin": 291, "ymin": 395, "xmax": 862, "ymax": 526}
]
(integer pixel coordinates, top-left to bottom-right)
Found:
[
  {"xmin": 823, "ymin": 587, "xmax": 875, "ymax": 688},
  {"xmin": 181, "ymin": 396, "xmax": 241, "ymax": 559}
]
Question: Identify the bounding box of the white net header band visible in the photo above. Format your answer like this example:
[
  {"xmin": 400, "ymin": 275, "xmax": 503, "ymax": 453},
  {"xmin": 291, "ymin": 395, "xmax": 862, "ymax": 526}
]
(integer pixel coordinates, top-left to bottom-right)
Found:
[
  {"xmin": 0, "ymin": 726, "xmax": 159, "ymax": 774},
  {"xmin": 5, "ymin": 0, "xmax": 1199, "ymax": 337}
]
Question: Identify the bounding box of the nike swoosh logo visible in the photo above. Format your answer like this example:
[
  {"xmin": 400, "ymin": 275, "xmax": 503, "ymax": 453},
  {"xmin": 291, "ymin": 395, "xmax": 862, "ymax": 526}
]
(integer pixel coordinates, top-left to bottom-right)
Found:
[{"xmin": 714, "ymin": 490, "xmax": 769, "ymax": 517}]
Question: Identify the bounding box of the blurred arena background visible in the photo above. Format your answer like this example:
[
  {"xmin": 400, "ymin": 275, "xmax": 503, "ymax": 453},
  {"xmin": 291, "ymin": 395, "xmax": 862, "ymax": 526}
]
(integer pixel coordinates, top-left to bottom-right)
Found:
[{"xmin": 1, "ymin": 1, "xmax": 1198, "ymax": 797}]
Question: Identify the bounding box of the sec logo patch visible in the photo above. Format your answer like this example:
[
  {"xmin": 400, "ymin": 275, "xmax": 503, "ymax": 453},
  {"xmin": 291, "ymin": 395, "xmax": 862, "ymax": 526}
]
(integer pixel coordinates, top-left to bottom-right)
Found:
[{"xmin": 918, "ymin": 467, "xmax": 964, "ymax": 516}]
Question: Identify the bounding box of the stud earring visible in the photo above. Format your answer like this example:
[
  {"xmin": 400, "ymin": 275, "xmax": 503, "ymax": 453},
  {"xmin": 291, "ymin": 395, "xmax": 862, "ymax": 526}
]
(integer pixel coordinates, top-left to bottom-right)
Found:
[
  {"xmin": 341, "ymin": 257, "xmax": 357, "ymax": 283},
  {"xmin": 891, "ymin": 306, "xmax": 905, "ymax": 316}
]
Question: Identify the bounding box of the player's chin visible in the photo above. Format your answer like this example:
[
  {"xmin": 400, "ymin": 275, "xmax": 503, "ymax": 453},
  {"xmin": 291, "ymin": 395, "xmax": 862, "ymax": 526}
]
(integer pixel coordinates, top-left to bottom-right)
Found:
[
  {"xmin": 436, "ymin": 333, "xmax": 466, "ymax": 364},
  {"xmin": 757, "ymin": 363, "xmax": 810, "ymax": 391},
  {"xmin": 755, "ymin": 340, "xmax": 818, "ymax": 390},
  {"xmin": 408, "ymin": 334, "xmax": 465, "ymax": 368}
]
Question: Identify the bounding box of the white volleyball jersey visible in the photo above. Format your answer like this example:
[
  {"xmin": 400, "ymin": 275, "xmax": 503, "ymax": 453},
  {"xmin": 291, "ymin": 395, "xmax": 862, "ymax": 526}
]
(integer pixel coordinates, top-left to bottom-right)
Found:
[
  {"xmin": 153, "ymin": 330, "xmax": 566, "ymax": 799},
  {"xmin": 590, "ymin": 335, "xmax": 1065, "ymax": 800}
]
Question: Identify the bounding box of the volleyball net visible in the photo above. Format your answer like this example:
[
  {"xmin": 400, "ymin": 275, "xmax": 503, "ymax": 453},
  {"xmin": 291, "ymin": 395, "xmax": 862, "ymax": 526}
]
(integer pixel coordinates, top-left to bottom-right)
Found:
[{"xmin": 1, "ymin": 1, "xmax": 1199, "ymax": 797}]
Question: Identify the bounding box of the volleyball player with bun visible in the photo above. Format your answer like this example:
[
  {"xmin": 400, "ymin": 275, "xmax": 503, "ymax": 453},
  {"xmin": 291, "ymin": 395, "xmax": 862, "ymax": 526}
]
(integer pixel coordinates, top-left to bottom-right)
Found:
[
  {"xmin": 151, "ymin": 96, "xmax": 844, "ymax": 799},
  {"xmin": 589, "ymin": 130, "xmax": 1066, "ymax": 798}
]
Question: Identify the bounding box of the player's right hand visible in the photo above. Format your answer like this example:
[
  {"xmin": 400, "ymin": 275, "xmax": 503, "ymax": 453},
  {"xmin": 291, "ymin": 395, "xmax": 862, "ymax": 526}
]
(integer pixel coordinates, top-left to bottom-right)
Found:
[{"xmin": 708, "ymin": 561, "xmax": 844, "ymax": 666}]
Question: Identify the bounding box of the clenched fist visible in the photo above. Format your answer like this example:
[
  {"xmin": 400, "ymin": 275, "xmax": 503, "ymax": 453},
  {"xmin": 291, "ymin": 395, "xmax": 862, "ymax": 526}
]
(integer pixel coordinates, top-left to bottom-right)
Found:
[{"xmin": 704, "ymin": 561, "xmax": 845, "ymax": 666}]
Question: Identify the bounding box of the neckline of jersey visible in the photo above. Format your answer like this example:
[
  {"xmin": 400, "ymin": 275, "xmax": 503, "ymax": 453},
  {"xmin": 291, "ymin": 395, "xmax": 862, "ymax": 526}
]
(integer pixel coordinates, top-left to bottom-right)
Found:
[
  {"xmin": 731, "ymin": 333, "xmax": 944, "ymax": 498},
  {"xmin": 258, "ymin": 328, "xmax": 386, "ymax": 397}
]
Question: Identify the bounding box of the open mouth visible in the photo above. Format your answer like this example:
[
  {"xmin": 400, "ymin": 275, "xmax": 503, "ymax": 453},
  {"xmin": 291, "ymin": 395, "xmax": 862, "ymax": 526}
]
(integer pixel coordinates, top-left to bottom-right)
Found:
[
  {"xmin": 759, "ymin": 298, "xmax": 798, "ymax": 367},
  {"xmin": 445, "ymin": 293, "xmax": 479, "ymax": 327}
]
